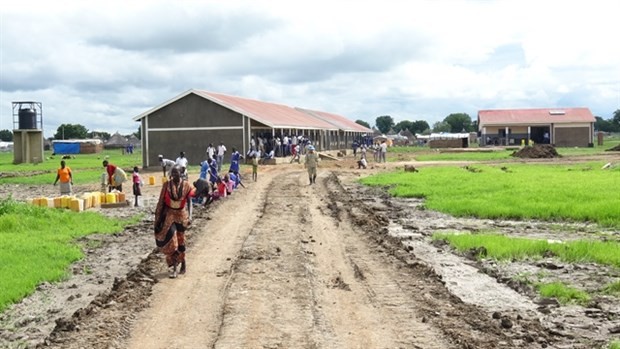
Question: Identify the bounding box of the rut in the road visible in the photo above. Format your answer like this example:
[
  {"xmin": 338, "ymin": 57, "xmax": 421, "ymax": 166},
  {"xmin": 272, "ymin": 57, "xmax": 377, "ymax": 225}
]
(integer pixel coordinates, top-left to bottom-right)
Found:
[{"xmin": 213, "ymin": 171, "xmax": 451, "ymax": 348}]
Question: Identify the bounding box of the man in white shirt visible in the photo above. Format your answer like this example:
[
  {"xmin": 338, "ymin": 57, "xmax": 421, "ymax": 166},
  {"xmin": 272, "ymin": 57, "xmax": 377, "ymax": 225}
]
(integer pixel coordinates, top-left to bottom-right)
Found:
[
  {"xmin": 206, "ymin": 143, "xmax": 215, "ymax": 160},
  {"xmin": 159, "ymin": 155, "xmax": 176, "ymax": 178},
  {"xmin": 216, "ymin": 142, "xmax": 227, "ymax": 172},
  {"xmin": 175, "ymin": 151, "xmax": 189, "ymax": 178},
  {"xmin": 379, "ymin": 140, "xmax": 388, "ymax": 163}
]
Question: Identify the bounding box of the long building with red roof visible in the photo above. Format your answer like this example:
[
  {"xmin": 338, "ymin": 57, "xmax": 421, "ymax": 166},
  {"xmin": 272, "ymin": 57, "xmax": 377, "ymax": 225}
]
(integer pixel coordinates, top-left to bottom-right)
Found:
[{"xmin": 133, "ymin": 89, "xmax": 372, "ymax": 168}]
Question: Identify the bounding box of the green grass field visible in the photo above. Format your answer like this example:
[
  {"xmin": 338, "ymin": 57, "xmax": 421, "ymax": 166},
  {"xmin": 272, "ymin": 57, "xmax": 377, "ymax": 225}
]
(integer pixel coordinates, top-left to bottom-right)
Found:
[
  {"xmin": 432, "ymin": 233, "xmax": 620, "ymax": 267},
  {"xmin": 0, "ymin": 198, "xmax": 139, "ymax": 313},
  {"xmin": 0, "ymin": 150, "xmax": 145, "ymax": 186},
  {"xmin": 360, "ymin": 162, "xmax": 620, "ymax": 227}
]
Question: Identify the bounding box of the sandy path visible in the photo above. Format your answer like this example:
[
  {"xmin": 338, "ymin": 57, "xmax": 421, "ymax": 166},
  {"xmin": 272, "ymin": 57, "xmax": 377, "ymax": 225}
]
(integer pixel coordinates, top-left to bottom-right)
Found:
[{"xmin": 126, "ymin": 168, "xmax": 449, "ymax": 348}]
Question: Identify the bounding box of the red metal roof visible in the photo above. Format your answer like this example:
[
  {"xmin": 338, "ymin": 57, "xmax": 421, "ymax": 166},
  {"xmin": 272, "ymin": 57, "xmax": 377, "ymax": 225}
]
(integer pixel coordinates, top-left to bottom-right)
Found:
[
  {"xmin": 296, "ymin": 108, "xmax": 372, "ymax": 133},
  {"xmin": 133, "ymin": 89, "xmax": 371, "ymax": 132},
  {"xmin": 194, "ymin": 90, "xmax": 339, "ymax": 130},
  {"xmin": 478, "ymin": 108, "xmax": 595, "ymax": 127}
]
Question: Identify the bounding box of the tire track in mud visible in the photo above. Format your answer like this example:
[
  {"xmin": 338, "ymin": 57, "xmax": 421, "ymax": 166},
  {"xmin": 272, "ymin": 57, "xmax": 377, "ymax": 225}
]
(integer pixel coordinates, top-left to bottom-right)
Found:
[
  {"xmin": 326, "ymin": 172, "xmax": 564, "ymax": 349},
  {"xmin": 214, "ymin": 171, "xmax": 451, "ymax": 348}
]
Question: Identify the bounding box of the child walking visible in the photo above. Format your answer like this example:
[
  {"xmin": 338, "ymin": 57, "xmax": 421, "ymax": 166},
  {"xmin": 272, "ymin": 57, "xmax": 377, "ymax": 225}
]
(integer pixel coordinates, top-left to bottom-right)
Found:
[
  {"xmin": 132, "ymin": 166, "xmax": 143, "ymax": 207},
  {"xmin": 252, "ymin": 152, "xmax": 258, "ymax": 181}
]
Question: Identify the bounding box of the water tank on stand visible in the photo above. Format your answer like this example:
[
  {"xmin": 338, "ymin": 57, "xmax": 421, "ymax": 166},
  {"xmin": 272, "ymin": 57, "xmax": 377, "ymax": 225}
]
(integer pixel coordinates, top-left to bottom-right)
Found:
[
  {"xmin": 12, "ymin": 101, "xmax": 44, "ymax": 164},
  {"xmin": 18, "ymin": 108, "xmax": 37, "ymax": 129}
]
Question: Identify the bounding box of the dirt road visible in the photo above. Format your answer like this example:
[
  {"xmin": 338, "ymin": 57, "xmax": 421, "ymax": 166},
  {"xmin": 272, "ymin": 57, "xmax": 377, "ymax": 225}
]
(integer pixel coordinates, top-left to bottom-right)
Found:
[{"xmin": 2, "ymin": 156, "xmax": 619, "ymax": 348}]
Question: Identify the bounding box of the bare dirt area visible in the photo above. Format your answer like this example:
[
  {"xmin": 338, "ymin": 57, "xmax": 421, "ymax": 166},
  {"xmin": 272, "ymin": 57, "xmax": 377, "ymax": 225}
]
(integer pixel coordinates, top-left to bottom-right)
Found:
[{"xmin": 1, "ymin": 154, "xmax": 619, "ymax": 348}]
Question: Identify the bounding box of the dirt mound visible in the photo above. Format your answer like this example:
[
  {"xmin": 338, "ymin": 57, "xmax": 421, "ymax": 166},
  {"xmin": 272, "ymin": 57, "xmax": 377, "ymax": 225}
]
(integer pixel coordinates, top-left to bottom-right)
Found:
[
  {"xmin": 605, "ymin": 144, "xmax": 620, "ymax": 151},
  {"xmin": 511, "ymin": 144, "xmax": 561, "ymax": 159}
]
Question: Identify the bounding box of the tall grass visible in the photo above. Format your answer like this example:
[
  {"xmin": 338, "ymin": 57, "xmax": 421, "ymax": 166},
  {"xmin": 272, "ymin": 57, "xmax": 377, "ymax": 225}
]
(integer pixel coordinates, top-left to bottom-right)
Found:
[
  {"xmin": 0, "ymin": 198, "xmax": 138, "ymax": 312},
  {"xmin": 536, "ymin": 282, "xmax": 591, "ymax": 305},
  {"xmin": 360, "ymin": 162, "xmax": 620, "ymax": 227},
  {"xmin": 432, "ymin": 233, "xmax": 620, "ymax": 267}
]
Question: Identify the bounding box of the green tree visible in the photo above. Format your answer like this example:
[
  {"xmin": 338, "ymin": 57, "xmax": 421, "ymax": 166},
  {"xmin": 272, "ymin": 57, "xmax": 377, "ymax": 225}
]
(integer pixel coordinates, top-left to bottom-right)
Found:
[
  {"xmin": 411, "ymin": 120, "xmax": 430, "ymax": 135},
  {"xmin": 613, "ymin": 109, "xmax": 620, "ymax": 127},
  {"xmin": 394, "ymin": 120, "xmax": 413, "ymax": 133},
  {"xmin": 0, "ymin": 129, "xmax": 13, "ymax": 142},
  {"xmin": 133, "ymin": 125, "xmax": 142, "ymax": 140},
  {"xmin": 595, "ymin": 116, "xmax": 620, "ymax": 132},
  {"xmin": 375, "ymin": 115, "xmax": 394, "ymax": 134},
  {"xmin": 54, "ymin": 124, "xmax": 89, "ymax": 140},
  {"xmin": 443, "ymin": 113, "xmax": 473, "ymax": 132},
  {"xmin": 432, "ymin": 121, "xmax": 451, "ymax": 133}
]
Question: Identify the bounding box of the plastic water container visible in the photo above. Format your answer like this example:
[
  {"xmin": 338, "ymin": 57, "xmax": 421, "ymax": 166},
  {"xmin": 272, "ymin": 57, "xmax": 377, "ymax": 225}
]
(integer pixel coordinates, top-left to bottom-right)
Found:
[
  {"xmin": 105, "ymin": 193, "xmax": 117, "ymax": 204},
  {"xmin": 149, "ymin": 176, "xmax": 155, "ymax": 185},
  {"xmin": 70, "ymin": 199, "xmax": 84, "ymax": 212}
]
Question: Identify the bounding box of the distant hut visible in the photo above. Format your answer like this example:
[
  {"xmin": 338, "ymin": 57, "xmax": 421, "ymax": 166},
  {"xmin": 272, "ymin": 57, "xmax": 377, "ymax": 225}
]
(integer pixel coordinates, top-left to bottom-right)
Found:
[
  {"xmin": 105, "ymin": 132, "xmax": 128, "ymax": 149},
  {"xmin": 127, "ymin": 134, "xmax": 141, "ymax": 149}
]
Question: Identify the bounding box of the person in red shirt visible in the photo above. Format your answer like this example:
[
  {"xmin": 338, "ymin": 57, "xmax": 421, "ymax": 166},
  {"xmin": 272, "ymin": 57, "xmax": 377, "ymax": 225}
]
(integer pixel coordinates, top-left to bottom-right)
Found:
[
  {"xmin": 53, "ymin": 160, "xmax": 73, "ymax": 195},
  {"xmin": 103, "ymin": 160, "xmax": 126, "ymax": 192}
]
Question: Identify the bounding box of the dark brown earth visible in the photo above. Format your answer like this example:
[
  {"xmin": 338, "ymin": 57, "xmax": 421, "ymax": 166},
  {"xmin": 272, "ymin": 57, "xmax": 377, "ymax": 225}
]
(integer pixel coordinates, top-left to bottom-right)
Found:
[
  {"xmin": 511, "ymin": 144, "xmax": 561, "ymax": 159},
  {"xmin": 0, "ymin": 153, "xmax": 619, "ymax": 348}
]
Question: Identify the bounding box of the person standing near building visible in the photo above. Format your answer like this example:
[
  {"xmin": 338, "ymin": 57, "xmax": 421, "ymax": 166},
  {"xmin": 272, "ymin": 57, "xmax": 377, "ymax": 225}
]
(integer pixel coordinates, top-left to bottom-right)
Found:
[
  {"xmin": 229, "ymin": 147, "xmax": 243, "ymax": 174},
  {"xmin": 379, "ymin": 140, "xmax": 388, "ymax": 163},
  {"xmin": 175, "ymin": 151, "xmax": 189, "ymax": 179},
  {"xmin": 53, "ymin": 160, "xmax": 73, "ymax": 195},
  {"xmin": 304, "ymin": 145, "xmax": 319, "ymax": 185},
  {"xmin": 216, "ymin": 141, "xmax": 227, "ymax": 172},
  {"xmin": 154, "ymin": 166, "xmax": 194, "ymax": 278},
  {"xmin": 159, "ymin": 155, "xmax": 176, "ymax": 178},
  {"xmin": 206, "ymin": 143, "xmax": 215, "ymax": 161}
]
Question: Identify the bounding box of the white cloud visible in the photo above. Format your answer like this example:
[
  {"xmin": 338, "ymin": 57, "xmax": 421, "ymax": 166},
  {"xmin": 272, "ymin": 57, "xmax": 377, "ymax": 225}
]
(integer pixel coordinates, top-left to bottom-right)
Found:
[{"xmin": 1, "ymin": 0, "xmax": 619, "ymax": 138}]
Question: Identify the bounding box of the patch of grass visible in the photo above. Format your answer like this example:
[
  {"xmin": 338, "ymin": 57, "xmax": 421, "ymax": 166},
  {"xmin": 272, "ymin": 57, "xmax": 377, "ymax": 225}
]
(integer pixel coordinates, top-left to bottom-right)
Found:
[
  {"xmin": 0, "ymin": 150, "xmax": 144, "ymax": 185},
  {"xmin": 361, "ymin": 162, "xmax": 620, "ymax": 227},
  {"xmin": 536, "ymin": 282, "xmax": 591, "ymax": 305},
  {"xmin": 609, "ymin": 340, "xmax": 620, "ymax": 349},
  {"xmin": 602, "ymin": 281, "xmax": 620, "ymax": 296},
  {"xmin": 432, "ymin": 233, "xmax": 620, "ymax": 268},
  {"xmin": 0, "ymin": 197, "xmax": 138, "ymax": 313}
]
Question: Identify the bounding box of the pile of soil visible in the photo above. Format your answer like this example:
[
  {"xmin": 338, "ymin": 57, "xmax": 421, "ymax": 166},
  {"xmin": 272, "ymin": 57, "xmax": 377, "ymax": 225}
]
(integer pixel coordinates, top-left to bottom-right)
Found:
[
  {"xmin": 605, "ymin": 144, "xmax": 620, "ymax": 151},
  {"xmin": 511, "ymin": 144, "xmax": 561, "ymax": 158}
]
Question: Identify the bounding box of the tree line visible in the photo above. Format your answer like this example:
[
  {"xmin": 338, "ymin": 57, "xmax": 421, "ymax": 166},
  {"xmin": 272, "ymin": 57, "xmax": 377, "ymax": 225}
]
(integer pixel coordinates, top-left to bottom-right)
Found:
[
  {"xmin": 1, "ymin": 111, "xmax": 619, "ymax": 142},
  {"xmin": 355, "ymin": 110, "xmax": 620, "ymax": 135},
  {"xmin": 0, "ymin": 124, "xmax": 141, "ymax": 142}
]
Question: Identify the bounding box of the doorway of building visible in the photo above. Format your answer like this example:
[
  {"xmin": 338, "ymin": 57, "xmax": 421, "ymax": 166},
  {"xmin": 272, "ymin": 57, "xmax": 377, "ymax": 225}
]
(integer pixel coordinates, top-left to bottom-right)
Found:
[{"xmin": 531, "ymin": 126, "xmax": 550, "ymax": 144}]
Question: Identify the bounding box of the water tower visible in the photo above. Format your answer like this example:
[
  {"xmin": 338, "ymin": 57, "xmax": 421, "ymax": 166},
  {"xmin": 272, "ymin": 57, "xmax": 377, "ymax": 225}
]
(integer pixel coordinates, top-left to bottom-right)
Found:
[{"xmin": 12, "ymin": 101, "xmax": 44, "ymax": 164}]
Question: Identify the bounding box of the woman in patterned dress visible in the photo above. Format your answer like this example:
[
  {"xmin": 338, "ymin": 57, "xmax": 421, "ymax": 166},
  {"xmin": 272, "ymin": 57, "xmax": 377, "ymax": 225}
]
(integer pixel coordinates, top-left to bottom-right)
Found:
[{"xmin": 154, "ymin": 166, "xmax": 194, "ymax": 278}]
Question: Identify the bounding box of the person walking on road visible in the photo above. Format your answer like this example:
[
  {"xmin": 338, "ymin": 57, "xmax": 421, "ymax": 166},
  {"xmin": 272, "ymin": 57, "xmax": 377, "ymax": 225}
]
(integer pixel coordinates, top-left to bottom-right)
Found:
[
  {"xmin": 304, "ymin": 145, "xmax": 319, "ymax": 185},
  {"xmin": 53, "ymin": 160, "xmax": 73, "ymax": 195},
  {"xmin": 154, "ymin": 166, "xmax": 194, "ymax": 278}
]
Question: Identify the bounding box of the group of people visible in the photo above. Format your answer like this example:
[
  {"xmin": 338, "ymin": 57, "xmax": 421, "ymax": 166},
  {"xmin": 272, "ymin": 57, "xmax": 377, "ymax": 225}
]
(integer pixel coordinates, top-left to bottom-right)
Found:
[{"xmin": 351, "ymin": 139, "xmax": 388, "ymax": 169}]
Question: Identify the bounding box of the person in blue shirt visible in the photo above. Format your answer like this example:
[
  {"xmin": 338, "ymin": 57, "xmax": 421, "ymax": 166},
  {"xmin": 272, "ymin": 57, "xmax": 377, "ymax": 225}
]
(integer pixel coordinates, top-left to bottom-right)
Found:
[
  {"xmin": 229, "ymin": 147, "xmax": 243, "ymax": 174},
  {"xmin": 208, "ymin": 157, "xmax": 218, "ymax": 186},
  {"xmin": 199, "ymin": 160, "xmax": 210, "ymax": 180}
]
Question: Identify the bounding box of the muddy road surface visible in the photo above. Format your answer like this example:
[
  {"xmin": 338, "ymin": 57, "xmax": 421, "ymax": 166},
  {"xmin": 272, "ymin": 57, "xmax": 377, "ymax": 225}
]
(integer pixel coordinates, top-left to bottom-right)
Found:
[{"xmin": 1, "ymin": 160, "xmax": 618, "ymax": 348}]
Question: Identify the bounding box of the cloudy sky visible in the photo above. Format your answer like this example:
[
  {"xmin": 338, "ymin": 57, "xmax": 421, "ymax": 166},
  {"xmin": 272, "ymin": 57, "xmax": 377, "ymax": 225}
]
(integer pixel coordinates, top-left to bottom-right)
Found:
[{"xmin": 1, "ymin": 0, "xmax": 619, "ymax": 138}]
